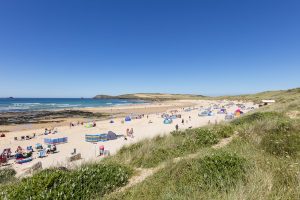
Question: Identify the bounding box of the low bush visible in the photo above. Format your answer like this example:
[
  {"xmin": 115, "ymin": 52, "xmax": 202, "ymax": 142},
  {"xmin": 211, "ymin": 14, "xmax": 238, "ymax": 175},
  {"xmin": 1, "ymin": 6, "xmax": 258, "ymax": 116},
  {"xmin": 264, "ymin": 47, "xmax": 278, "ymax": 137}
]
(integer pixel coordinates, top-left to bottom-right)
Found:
[
  {"xmin": 0, "ymin": 168, "xmax": 16, "ymax": 184},
  {"xmin": 232, "ymin": 112, "xmax": 286, "ymax": 126},
  {"xmin": 114, "ymin": 128, "xmax": 219, "ymax": 168},
  {"xmin": 260, "ymin": 131, "xmax": 300, "ymax": 157},
  {"xmin": 193, "ymin": 128, "xmax": 219, "ymax": 146},
  {"xmin": 197, "ymin": 151, "xmax": 248, "ymax": 191},
  {"xmin": 214, "ymin": 124, "xmax": 235, "ymax": 138},
  {"xmin": 1, "ymin": 162, "xmax": 132, "ymax": 200}
]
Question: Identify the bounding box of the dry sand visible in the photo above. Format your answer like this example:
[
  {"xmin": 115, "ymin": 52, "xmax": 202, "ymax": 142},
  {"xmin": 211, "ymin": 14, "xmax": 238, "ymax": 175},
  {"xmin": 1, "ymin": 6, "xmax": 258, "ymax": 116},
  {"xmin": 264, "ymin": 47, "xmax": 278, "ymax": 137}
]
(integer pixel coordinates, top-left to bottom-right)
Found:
[{"xmin": 0, "ymin": 100, "xmax": 257, "ymax": 176}]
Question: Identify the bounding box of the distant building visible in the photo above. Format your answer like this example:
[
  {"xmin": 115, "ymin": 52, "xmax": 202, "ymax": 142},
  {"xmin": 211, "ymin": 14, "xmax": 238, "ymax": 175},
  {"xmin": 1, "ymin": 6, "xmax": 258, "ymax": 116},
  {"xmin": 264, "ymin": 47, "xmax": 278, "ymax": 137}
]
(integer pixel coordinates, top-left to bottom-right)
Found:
[{"xmin": 260, "ymin": 100, "xmax": 275, "ymax": 106}]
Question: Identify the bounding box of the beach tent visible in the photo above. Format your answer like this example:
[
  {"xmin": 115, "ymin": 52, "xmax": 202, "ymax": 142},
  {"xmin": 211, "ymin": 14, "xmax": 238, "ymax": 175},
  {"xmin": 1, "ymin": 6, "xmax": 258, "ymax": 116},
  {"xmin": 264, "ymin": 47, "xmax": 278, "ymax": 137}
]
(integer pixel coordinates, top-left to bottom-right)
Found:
[
  {"xmin": 198, "ymin": 111, "xmax": 209, "ymax": 116},
  {"xmin": 163, "ymin": 118, "xmax": 173, "ymax": 124},
  {"xmin": 235, "ymin": 109, "xmax": 243, "ymax": 117},
  {"xmin": 208, "ymin": 111, "xmax": 214, "ymax": 116},
  {"xmin": 125, "ymin": 116, "xmax": 131, "ymax": 122},
  {"xmin": 217, "ymin": 108, "xmax": 226, "ymax": 114},
  {"xmin": 107, "ymin": 131, "xmax": 117, "ymax": 140}
]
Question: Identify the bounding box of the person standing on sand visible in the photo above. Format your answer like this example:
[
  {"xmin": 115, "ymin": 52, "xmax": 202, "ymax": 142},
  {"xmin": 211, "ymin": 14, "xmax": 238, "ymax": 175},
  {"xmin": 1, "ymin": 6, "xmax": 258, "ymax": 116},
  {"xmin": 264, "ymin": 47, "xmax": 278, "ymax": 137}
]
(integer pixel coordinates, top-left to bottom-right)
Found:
[
  {"xmin": 182, "ymin": 119, "xmax": 184, "ymax": 125},
  {"xmin": 130, "ymin": 128, "xmax": 134, "ymax": 138},
  {"xmin": 175, "ymin": 124, "xmax": 179, "ymax": 131}
]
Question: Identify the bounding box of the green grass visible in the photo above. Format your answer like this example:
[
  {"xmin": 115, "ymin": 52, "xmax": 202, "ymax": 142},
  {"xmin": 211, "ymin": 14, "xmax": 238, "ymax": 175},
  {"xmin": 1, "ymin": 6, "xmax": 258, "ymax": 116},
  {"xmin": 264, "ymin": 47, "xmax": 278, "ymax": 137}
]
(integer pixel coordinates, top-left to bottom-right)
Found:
[
  {"xmin": 192, "ymin": 151, "xmax": 248, "ymax": 191},
  {"xmin": 105, "ymin": 150, "xmax": 249, "ymax": 200},
  {"xmin": 261, "ymin": 129, "xmax": 300, "ymax": 157},
  {"xmin": 0, "ymin": 168, "xmax": 16, "ymax": 184},
  {"xmin": 105, "ymin": 125, "xmax": 233, "ymax": 168},
  {"xmin": 104, "ymin": 108, "xmax": 300, "ymax": 200},
  {"xmin": 1, "ymin": 162, "xmax": 132, "ymax": 200}
]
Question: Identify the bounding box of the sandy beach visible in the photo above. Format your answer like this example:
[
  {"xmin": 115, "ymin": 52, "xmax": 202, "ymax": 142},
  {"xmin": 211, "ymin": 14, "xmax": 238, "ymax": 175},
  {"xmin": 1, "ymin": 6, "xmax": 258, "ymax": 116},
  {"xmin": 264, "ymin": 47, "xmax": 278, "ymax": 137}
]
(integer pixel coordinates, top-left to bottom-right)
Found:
[{"xmin": 0, "ymin": 100, "xmax": 257, "ymax": 176}]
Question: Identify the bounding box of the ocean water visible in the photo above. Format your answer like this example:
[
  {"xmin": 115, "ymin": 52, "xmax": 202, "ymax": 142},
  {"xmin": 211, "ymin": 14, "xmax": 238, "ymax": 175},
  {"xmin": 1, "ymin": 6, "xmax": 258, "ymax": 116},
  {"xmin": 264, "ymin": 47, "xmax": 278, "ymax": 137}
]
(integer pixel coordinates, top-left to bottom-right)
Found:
[{"xmin": 0, "ymin": 98, "xmax": 145, "ymax": 112}]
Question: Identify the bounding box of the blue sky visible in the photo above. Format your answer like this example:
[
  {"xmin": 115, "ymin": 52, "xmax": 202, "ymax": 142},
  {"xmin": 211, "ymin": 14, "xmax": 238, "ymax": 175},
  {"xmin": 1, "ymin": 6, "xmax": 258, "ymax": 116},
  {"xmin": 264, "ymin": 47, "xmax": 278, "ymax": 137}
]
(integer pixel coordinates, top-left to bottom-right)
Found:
[{"xmin": 0, "ymin": 0, "xmax": 299, "ymax": 98}]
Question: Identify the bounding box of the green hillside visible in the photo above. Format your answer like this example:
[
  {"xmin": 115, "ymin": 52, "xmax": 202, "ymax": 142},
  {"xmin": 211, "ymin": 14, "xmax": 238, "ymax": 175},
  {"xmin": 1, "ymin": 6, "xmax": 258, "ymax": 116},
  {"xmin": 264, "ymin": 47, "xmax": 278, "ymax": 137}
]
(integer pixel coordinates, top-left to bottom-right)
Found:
[{"xmin": 94, "ymin": 93, "xmax": 207, "ymax": 101}]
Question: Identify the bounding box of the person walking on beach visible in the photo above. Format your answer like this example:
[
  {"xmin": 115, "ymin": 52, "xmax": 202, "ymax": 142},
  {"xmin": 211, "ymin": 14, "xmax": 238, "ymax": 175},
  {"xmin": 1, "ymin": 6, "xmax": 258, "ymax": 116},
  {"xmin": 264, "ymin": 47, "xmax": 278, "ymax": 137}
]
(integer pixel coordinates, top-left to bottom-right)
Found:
[
  {"xmin": 182, "ymin": 119, "xmax": 184, "ymax": 125},
  {"xmin": 175, "ymin": 124, "xmax": 179, "ymax": 131}
]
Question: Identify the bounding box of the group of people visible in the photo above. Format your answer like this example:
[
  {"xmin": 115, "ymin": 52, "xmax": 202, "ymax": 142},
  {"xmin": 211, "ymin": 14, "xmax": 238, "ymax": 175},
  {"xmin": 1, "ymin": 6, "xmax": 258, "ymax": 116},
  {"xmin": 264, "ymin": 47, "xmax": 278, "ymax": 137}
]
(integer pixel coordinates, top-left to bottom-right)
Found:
[
  {"xmin": 44, "ymin": 128, "xmax": 57, "ymax": 135},
  {"xmin": 124, "ymin": 128, "xmax": 134, "ymax": 140},
  {"xmin": 69, "ymin": 121, "xmax": 85, "ymax": 127},
  {"xmin": 15, "ymin": 146, "xmax": 32, "ymax": 159}
]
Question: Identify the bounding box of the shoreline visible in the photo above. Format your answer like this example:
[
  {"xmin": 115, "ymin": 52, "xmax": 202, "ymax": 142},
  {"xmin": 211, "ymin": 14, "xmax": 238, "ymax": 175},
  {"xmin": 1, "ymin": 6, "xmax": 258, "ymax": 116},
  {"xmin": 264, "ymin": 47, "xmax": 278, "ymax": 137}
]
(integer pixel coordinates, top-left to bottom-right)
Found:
[{"xmin": 0, "ymin": 100, "xmax": 196, "ymax": 132}]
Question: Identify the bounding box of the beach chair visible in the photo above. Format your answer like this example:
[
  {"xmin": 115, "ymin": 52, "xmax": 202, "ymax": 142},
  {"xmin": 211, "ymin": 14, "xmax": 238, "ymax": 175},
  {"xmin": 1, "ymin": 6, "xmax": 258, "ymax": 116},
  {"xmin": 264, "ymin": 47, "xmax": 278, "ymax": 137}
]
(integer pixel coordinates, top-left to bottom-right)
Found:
[
  {"xmin": 38, "ymin": 150, "xmax": 46, "ymax": 158},
  {"xmin": 35, "ymin": 143, "xmax": 43, "ymax": 150},
  {"xmin": 0, "ymin": 155, "xmax": 8, "ymax": 165},
  {"xmin": 27, "ymin": 146, "xmax": 34, "ymax": 152}
]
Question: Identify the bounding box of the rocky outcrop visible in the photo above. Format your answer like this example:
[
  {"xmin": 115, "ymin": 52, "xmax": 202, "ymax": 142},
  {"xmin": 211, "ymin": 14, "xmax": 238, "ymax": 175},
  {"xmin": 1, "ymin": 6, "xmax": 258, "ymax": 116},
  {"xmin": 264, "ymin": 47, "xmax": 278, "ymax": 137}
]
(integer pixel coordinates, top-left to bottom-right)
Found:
[{"xmin": 0, "ymin": 110, "xmax": 107, "ymax": 125}]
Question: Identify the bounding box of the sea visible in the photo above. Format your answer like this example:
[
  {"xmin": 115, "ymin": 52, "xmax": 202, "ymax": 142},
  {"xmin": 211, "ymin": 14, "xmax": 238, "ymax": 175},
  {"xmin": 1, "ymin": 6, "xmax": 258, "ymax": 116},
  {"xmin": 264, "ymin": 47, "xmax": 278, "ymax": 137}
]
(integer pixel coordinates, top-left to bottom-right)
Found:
[{"xmin": 0, "ymin": 98, "xmax": 145, "ymax": 112}]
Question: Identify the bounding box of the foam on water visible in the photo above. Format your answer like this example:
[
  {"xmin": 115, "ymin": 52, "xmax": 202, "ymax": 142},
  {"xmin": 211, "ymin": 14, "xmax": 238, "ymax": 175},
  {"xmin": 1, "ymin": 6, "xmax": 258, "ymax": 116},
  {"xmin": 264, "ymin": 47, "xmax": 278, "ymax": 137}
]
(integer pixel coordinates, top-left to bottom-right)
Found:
[{"xmin": 0, "ymin": 98, "xmax": 145, "ymax": 112}]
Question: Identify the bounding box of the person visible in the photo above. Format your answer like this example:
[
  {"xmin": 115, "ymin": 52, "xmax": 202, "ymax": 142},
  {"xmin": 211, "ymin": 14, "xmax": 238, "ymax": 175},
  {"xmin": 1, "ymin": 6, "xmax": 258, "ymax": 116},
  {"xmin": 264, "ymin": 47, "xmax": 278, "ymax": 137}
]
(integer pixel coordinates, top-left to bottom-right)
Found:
[
  {"xmin": 93, "ymin": 121, "xmax": 96, "ymax": 127},
  {"xmin": 53, "ymin": 128, "xmax": 58, "ymax": 134},
  {"xmin": 189, "ymin": 116, "xmax": 191, "ymax": 121},
  {"xmin": 175, "ymin": 124, "xmax": 179, "ymax": 131},
  {"xmin": 182, "ymin": 119, "xmax": 184, "ymax": 125},
  {"xmin": 130, "ymin": 128, "xmax": 134, "ymax": 138},
  {"xmin": 16, "ymin": 146, "xmax": 23, "ymax": 154},
  {"xmin": 51, "ymin": 144, "xmax": 57, "ymax": 153}
]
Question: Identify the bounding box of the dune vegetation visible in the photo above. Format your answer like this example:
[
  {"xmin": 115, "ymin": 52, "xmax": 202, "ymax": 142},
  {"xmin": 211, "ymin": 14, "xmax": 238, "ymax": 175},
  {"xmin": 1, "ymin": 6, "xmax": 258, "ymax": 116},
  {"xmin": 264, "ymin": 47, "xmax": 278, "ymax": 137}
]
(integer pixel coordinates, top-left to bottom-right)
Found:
[
  {"xmin": 104, "ymin": 111, "xmax": 300, "ymax": 200},
  {"xmin": 1, "ymin": 88, "xmax": 299, "ymax": 200}
]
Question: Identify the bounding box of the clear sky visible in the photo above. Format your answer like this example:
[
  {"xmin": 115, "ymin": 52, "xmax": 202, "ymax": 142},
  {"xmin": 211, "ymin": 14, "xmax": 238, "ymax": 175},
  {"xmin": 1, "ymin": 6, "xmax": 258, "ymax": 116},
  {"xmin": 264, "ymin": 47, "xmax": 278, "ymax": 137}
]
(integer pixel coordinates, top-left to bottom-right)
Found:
[{"xmin": 0, "ymin": 0, "xmax": 299, "ymax": 98}]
